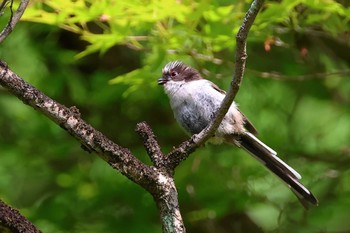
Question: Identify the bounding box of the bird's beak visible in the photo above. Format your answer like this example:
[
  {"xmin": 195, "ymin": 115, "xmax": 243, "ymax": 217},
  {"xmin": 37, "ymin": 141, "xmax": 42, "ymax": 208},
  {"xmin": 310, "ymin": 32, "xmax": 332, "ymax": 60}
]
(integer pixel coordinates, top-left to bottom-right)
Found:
[{"xmin": 157, "ymin": 76, "xmax": 169, "ymax": 85}]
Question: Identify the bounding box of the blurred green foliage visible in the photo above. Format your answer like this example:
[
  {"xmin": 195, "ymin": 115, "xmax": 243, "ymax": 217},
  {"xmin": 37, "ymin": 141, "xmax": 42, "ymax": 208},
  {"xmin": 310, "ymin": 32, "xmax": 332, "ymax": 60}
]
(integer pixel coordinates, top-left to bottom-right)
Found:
[{"xmin": 0, "ymin": 0, "xmax": 350, "ymax": 232}]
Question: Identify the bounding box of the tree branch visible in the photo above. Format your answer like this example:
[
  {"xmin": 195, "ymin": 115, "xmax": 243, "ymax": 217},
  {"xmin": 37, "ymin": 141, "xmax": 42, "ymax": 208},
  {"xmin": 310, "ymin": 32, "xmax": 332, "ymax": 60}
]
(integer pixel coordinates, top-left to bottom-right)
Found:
[
  {"xmin": 153, "ymin": 172, "xmax": 185, "ymax": 233},
  {"xmin": 0, "ymin": 61, "xmax": 161, "ymax": 193},
  {"xmin": 0, "ymin": 199, "xmax": 42, "ymax": 233},
  {"xmin": 135, "ymin": 122, "xmax": 185, "ymax": 232},
  {"xmin": 135, "ymin": 122, "xmax": 166, "ymax": 170},
  {"xmin": 0, "ymin": 0, "xmax": 29, "ymax": 43},
  {"xmin": 166, "ymin": 0, "xmax": 265, "ymax": 169},
  {"xmin": 0, "ymin": 61, "xmax": 186, "ymax": 233}
]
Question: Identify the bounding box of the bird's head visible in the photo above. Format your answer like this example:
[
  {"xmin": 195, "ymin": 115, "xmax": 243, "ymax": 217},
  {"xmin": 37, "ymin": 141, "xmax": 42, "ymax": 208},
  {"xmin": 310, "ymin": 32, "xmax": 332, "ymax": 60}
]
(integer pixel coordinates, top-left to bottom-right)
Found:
[{"xmin": 158, "ymin": 61, "xmax": 201, "ymax": 85}]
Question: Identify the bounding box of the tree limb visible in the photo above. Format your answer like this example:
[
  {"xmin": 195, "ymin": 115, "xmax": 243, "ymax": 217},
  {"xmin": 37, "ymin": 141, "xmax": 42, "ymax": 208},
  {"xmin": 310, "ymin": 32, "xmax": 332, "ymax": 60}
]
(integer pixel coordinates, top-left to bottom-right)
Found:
[
  {"xmin": 166, "ymin": 0, "xmax": 265, "ymax": 169},
  {"xmin": 135, "ymin": 122, "xmax": 185, "ymax": 232},
  {"xmin": 0, "ymin": 61, "xmax": 186, "ymax": 233},
  {"xmin": 0, "ymin": 0, "xmax": 29, "ymax": 43},
  {"xmin": 135, "ymin": 122, "xmax": 166, "ymax": 170},
  {"xmin": 0, "ymin": 199, "xmax": 42, "ymax": 233},
  {"xmin": 0, "ymin": 61, "xmax": 156, "ymax": 189}
]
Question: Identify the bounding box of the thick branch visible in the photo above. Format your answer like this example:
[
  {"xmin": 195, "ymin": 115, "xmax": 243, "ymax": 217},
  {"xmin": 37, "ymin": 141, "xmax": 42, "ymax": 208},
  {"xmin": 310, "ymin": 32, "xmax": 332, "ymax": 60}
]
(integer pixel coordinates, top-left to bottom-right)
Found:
[
  {"xmin": 0, "ymin": 199, "xmax": 41, "ymax": 233},
  {"xmin": 0, "ymin": 0, "xmax": 29, "ymax": 43},
  {"xmin": 167, "ymin": 0, "xmax": 265, "ymax": 169},
  {"xmin": 0, "ymin": 61, "xmax": 185, "ymax": 233},
  {"xmin": 0, "ymin": 61, "xmax": 158, "ymax": 193},
  {"xmin": 153, "ymin": 172, "xmax": 185, "ymax": 233}
]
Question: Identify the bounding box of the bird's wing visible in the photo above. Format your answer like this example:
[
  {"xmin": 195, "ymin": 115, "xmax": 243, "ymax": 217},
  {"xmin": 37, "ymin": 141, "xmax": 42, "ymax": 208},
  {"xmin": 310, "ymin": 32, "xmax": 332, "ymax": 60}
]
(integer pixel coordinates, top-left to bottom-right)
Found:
[
  {"xmin": 238, "ymin": 109, "xmax": 258, "ymax": 135},
  {"xmin": 210, "ymin": 82, "xmax": 258, "ymax": 135},
  {"xmin": 210, "ymin": 82, "xmax": 226, "ymax": 95}
]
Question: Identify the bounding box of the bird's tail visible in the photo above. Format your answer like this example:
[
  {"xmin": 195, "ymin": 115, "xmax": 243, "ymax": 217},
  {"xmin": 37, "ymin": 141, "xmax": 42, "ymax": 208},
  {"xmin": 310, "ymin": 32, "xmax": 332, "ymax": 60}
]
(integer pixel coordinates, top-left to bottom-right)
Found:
[{"xmin": 232, "ymin": 132, "xmax": 318, "ymax": 208}]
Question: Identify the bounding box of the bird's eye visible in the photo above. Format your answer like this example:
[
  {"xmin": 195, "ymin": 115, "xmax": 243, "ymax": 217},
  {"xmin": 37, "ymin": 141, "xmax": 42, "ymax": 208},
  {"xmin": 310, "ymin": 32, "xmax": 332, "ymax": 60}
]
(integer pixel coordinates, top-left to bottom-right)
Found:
[{"xmin": 170, "ymin": 71, "xmax": 177, "ymax": 77}]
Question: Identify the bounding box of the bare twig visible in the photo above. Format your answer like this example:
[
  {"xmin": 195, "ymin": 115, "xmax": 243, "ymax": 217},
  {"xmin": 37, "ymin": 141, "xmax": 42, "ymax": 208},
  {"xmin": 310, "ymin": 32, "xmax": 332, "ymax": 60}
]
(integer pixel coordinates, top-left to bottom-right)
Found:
[
  {"xmin": 0, "ymin": 0, "xmax": 10, "ymax": 13},
  {"xmin": 166, "ymin": 0, "xmax": 265, "ymax": 169},
  {"xmin": 199, "ymin": 0, "xmax": 264, "ymax": 141},
  {"xmin": 0, "ymin": 0, "xmax": 29, "ymax": 43},
  {"xmin": 247, "ymin": 69, "xmax": 350, "ymax": 81},
  {"xmin": 135, "ymin": 122, "xmax": 166, "ymax": 169}
]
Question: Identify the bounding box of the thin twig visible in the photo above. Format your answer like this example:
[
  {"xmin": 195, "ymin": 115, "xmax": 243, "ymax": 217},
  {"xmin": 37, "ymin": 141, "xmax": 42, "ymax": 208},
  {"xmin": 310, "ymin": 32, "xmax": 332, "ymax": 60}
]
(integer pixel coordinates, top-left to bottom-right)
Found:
[
  {"xmin": 135, "ymin": 122, "xmax": 166, "ymax": 170},
  {"xmin": 0, "ymin": 0, "xmax": 10, "ymax": 13},
  {"xmin": 166, "ymin": 0, "xmax": 265, "ymax": 169},
  {"xmin": 247, "ymin": 69, "xmax": 350, "ymax": 81},
  {"xmin": 0, "ymin": 0, "xmax": 29, "ymax": 43},
  {"xmin": 200, "ymin": 0, "xmax": 265, "ymax": 140}
]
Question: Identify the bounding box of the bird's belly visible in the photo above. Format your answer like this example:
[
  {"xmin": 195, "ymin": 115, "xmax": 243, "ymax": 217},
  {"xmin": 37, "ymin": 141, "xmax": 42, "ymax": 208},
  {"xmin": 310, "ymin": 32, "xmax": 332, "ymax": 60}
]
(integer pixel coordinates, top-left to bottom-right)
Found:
[
  {"xmin": 173, "ymin": 97, "xmax": 219, "ymax": 135},
  {"xmin": 175, "ymin": 107, "xmax": 209, "ymax": 134}
]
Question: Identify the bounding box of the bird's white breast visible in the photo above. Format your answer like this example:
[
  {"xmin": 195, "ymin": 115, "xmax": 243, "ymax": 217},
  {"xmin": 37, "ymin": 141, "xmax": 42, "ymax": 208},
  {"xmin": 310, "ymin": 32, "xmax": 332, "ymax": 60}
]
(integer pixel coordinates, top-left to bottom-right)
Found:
[{"xmin": 163, "ymin": 79, "xmax": 242, "ymax": 138}]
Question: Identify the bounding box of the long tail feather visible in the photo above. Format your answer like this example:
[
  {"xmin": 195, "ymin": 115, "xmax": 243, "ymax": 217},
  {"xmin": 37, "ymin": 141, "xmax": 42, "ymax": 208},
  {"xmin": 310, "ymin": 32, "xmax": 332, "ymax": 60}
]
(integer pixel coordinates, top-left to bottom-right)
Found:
[{"xmin": 236, "ymin": 132, "xmax": 318, "ymax": 208}]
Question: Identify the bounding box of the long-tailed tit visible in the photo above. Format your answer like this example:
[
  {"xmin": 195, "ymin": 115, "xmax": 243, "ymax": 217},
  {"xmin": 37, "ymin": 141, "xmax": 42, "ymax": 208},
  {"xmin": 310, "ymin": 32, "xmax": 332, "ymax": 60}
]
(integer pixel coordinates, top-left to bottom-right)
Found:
[{"xmin": 158, "ymin": 61, "xmax": 318, "ymax": 208}]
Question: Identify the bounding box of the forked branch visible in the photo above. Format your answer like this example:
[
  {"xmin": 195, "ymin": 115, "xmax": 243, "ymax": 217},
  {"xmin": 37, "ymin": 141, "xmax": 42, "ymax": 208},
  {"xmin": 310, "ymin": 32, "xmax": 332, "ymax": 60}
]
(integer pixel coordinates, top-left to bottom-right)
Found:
[{"xmin": 0, "ymin": 0, "xmax": 29, "ymax": 43}]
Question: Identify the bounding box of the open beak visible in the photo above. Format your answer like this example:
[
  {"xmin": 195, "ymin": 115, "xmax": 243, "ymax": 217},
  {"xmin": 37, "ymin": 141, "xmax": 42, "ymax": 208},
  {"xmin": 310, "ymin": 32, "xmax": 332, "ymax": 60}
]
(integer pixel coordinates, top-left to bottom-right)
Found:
[{"xmin": 157, "ymin": 76, "xmax": 169, "ymax": 85}]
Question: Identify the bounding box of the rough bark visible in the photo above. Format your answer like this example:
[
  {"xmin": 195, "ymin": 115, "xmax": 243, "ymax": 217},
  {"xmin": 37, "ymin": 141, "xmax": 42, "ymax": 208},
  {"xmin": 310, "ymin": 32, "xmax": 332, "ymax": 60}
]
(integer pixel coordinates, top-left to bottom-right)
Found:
[
  {"xmin": 0, "ymin": 200, "xmax": 41, "ymax": 233},
  {"xmin": 0, "ymin": 62, "xmax": 185, "ymax": 233}
]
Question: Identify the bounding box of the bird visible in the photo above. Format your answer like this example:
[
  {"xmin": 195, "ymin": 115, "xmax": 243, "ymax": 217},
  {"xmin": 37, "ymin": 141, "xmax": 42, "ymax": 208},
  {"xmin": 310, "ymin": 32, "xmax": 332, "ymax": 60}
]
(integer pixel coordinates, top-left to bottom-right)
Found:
[{"xmin": 158, "ymin": 61, "xmax": 318, "ymax": 208}]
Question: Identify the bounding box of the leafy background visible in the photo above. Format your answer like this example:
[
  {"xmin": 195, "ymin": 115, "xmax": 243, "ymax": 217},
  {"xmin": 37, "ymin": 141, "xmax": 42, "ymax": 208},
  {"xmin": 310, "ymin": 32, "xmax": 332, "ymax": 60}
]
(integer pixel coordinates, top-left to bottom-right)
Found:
[{"xmin": 1, "ymin": 0, "xmax": 350, "ymax": 232}]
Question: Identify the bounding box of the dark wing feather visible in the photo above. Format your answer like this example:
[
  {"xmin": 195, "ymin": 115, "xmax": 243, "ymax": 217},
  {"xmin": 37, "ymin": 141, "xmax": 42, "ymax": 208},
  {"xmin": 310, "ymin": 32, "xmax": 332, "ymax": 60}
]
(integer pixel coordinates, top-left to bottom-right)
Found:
[
  {"xmin": 211, "ymin": 83, "xmax": 226, "ymax": 95},
  {"xmin": 211, "ymin": 82, "xmax": 258, "ymax": 135},
  {"xmin": 238, "ymin": 109, "xmax": 258, "ymax": 135}
]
